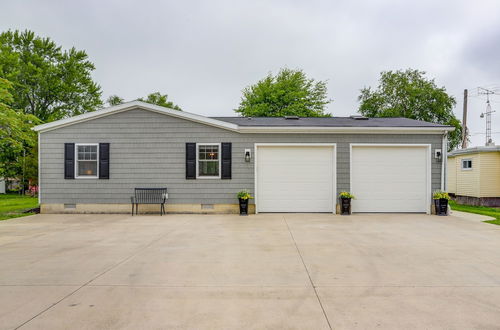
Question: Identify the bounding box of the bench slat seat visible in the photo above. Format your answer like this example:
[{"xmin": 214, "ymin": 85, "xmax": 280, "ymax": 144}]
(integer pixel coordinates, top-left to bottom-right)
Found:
[{"xmin": 131, "ymin": 188, "xmax": 168, "ymax": 215}]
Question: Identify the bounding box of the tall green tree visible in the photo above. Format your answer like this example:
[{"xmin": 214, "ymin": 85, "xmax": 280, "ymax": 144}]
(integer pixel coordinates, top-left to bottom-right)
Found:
[
  {"xmin": 0, "ymin": 30, "xmax": 102, "ymax": 122},
  {"xmin": 106, "ymin": 94, "xmax": 124, "ymax": 106},
  {"xmin": 0, "ymin": 78, "xmax": 40, "ymax": 179},
  {"xmin": 138, "ymin": 92, "xmax": 182, "ymax": 110},
  {"xmin": 358, "ymin": 69, "xmax": 461, "ymax": 150},
  {"xmin": 235, "ymin": 68, "xmax": 331, "ymax": 117}
]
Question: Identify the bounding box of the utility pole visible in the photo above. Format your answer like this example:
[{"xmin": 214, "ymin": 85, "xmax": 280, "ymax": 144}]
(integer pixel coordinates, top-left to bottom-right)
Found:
[{"xmin": 461, "ymin": 89, "xmax": 468, "ymax": 149}]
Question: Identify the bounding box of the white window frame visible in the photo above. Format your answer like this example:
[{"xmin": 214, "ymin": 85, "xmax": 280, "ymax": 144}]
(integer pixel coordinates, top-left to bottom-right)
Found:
[
  {"xmin": 461, "ymin": 158, "xmax": 473, "ymax": 171},
  {"xmin": 196, "ymin": 143, "xmax": 221, "ymax": 179},
  {"xmin": 75, "ymin": 143, "xmax": 99, "ymax": 179}
]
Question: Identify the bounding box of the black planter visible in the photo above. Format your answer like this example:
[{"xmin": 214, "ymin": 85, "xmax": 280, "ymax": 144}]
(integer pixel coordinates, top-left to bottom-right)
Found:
[
  {"xmin": 434, "ymin": 198, "xmax": 448, "ymax": 216},
  {"xmin": 340, "ymin": 197, "xmax": 351, "ymax": 215},
  {"xmin": 239, "ymin": 198, "xmax": 249, "ymax": 216}
]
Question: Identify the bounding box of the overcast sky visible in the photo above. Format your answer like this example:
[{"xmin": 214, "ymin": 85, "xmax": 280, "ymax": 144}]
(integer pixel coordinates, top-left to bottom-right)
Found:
[{"xmin": 2, "ymin": 0, "xmax": 500, "ymax": 147}]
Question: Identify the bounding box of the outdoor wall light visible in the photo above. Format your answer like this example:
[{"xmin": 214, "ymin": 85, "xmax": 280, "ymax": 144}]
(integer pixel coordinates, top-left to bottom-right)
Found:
[
  {"xmin": 244, "ymin": 149, "xmax": 251, "ymax": 162},
  {"xmin": 434, "ymin": 149, "xmax": 442, "ymax": 160}
]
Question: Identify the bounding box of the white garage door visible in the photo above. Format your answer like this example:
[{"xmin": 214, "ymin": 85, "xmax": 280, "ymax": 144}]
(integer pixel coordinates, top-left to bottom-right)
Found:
[
  {"xmin": 256, "ymin": 145, "xmax": 335, "ymax": 213},
  {"xmin": 351, "ymin": 146, "xmax": 429, "ymax": 213}
]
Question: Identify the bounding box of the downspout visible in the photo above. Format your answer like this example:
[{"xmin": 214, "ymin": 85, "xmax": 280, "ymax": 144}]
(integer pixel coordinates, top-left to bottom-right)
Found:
[
  {"xmin": 441, "ymin": 132, "xmax": 448, "ymax": 191},
  {"xmin": 38, "ymin": 132, "xmax": 41, "ymax": 205}
]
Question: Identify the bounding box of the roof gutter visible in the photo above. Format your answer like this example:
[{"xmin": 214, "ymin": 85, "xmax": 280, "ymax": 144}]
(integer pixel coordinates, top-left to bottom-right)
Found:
[
  {"xmin": 237, "ymin": 126, "xmax": 455, "ymax": 134},
  {"xmin": 441, "ymin": 132, "xmax": 448, "ymax": 191}
]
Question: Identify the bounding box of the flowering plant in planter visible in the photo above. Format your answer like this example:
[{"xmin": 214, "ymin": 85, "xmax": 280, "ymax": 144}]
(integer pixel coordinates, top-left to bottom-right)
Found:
[
  {"xmin": 236, "ymin": 190, "xmax": 253, "ymax": 215},
  {"xmin": 339, "ymin": 191, "xmax": 355, "ymax": 199},
  {"xmin": 433, "ymin": 190, "xmax": 450, "ymax": 216},
  {"xmin": 432, "ymin": 191, "xmax": 450, "ymax": 200},
  {"xmin": 338, "ymin": 192, "xmax": 355, "ymax": 215},
  {"xmin": 237, "ymin": 190, "xmax": 253, "ymax": 200}
]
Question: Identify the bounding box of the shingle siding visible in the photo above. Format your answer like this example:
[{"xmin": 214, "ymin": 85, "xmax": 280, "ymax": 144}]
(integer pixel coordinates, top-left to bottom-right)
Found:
[{"xmin": 40, "ymin": 108, "xmax": 444, "ymax": 205}]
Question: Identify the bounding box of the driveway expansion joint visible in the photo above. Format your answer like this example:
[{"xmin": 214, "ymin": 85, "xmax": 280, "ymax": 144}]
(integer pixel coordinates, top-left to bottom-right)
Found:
[{"xmin": 282, "ymin": 215, "xmax": 333, "ymax": 330}]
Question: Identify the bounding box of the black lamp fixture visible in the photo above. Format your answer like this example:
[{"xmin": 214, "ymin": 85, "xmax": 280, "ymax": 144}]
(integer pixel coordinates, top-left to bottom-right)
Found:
[{"xmin": 244, "ymin": 149, "xmax": 251, "ymax": 162}]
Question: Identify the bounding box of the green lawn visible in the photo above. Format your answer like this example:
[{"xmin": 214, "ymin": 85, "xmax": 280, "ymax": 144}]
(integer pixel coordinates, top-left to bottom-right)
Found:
[
  {"xmin": 0, "ymin": 194, "xmax": 39, "ymax": 220},
  {"xmin": 449, "ymin": 200, "xmax": 500, "ymax": 225}
]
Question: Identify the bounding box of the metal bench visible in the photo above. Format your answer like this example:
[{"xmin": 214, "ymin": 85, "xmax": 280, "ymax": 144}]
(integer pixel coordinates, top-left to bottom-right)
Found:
[{"xmin": 130, "ymin": 188, "xmax": 168, "ymax": 215}]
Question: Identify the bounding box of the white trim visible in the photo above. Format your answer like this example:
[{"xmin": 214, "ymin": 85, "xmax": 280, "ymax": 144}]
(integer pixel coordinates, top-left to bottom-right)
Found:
[
  {"xmin": 254, "ymin": 143, "xmax": 337, "ymax": 214},
  {"xmin": 239, "ymin": 126, "xmax": 454, "ymax": 134},
  {"xmin": 32, "ymin": 101, "xmax": 454, "ymax": 135},
  {"xmin": 75, "ymin": 143, "xmax": 99, "ymax": 179},
  {"xmin": 195, "ymin": 143, "xmax": 222, "ymax": 179},
  {"xmin": 349, "ymin": 143, "xmax": 432, "ymax": 214},
  {"xmin": 441, "ymin": 133, "xmax": 448, "ymax": 191},
  {"xmin": 460, "ymin": 158, "xmax": 473, "ymax": 171},
  {"xmin": 443, "ymin": 134, "xmax": 448, "ymax": 191},
  {"xmin": 37, "ymin": 133, "xmax": 41, "ymax": 204},
  {"xmin": 33, "ymin": 101, "xmax": 239, "ymax": 133}
]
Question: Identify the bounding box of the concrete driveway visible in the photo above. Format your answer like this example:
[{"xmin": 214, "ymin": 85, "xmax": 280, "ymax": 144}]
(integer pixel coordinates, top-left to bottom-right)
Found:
[{"xmin": 1, "ymin": 213, "xmax": 500, "ymax": 329}]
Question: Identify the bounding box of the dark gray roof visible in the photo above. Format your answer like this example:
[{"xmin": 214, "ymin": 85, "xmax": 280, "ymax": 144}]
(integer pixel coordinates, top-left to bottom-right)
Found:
[{"xmin": 210, "ymin": 116, "xmax": 451, "ymax": 128}]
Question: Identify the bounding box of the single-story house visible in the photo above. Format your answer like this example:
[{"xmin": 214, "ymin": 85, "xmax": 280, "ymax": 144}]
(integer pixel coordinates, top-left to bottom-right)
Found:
[
  {"xmin": 33, "ymin": 101, "xmax": 453, "ymax": 214},
  {"xmin": 447, "ymin": 146, "xmax": 500, "ymax": 206}
]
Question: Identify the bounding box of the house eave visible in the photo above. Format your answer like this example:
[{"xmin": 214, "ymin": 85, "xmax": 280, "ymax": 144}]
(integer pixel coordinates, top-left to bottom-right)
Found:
[
  {"xmin": 32, "ymin": 101, "xmax": 240, "ymax": 133},
  {"xmin": 237, "ymin": 126, "xmax": 454, "ymax": 134},
  {"xmin": 32, "ymin": 101, "xmax": 454, "ymax": 135}
]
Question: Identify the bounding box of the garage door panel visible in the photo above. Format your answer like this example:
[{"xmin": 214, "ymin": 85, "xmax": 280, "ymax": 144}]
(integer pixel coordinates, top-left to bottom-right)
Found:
[
  {"xmin": 351, "ymin": 146, "xmax": 428, "ymax": 213},
  {"xmin": 260, "ymin": 183, "xmax": 332, "ymax": 192},
  {"xmin": 257, "ymin": 146, "xmax": 334, "ymax": 213}
]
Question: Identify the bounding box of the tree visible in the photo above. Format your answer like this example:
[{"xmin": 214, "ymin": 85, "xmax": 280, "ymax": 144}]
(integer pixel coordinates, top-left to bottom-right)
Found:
[
  {"xmin": 138, "ymin": 92, "xmax": 182, "ymax": 110},
  {"xmin": 0, "ymin": 30, "xmax": 102, "ymax": 122},
  {"xmin": 0, "ymin": 78, "xmax": 40, "ymax": 180},
  {"xmin": 235, "ymin": 68, "xmax": 331, "ymax": 117},
  {"xmin": 358, "ymin": 69, "xmax": 461, "ymax": 150},
  {"xmin": 106, "ymin": 95, "xmax": 124, "ymax": 106}
]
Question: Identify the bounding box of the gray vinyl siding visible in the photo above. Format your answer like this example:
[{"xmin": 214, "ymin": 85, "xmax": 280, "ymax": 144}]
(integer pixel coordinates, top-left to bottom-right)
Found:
[{"xmin": 39, "ymin": 108, "xmax": 444, "ymax": 205}]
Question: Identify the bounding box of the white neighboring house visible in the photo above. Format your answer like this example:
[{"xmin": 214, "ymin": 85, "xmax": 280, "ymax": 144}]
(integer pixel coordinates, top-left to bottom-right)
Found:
[{"xmin": 0, "ymin": 179, "xmax": 5, "ymax": 194}]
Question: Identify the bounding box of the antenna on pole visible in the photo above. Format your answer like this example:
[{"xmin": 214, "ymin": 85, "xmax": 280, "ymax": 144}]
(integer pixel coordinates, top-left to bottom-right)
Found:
[{"xmin": 478, "ymin": 87, "xmax": 497, "ymax": 146}]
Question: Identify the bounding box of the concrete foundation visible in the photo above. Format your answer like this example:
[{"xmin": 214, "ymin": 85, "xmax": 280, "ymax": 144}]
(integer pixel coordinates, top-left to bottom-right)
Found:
[
  {"xmin": 41, "ymin": 203, "xmax": 256, "ymax": 214},
  {"xmin": 452, "ymin": 195, "xmax": 500, "ymax": 207}
]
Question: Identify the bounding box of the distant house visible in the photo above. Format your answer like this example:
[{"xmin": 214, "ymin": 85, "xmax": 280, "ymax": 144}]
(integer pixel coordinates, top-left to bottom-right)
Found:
[
  {"xmin": 0, "ymin": 179, "xmax": 5, "ymax": 194},
  {"xmin": 448, "ymin": 146, "xmax": 500, "ymax": 206}
]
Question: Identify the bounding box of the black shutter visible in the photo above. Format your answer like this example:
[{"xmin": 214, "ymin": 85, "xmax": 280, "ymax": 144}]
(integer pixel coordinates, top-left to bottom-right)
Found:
[
  {"xmin": 221, "ymin": 142, "xmax": 232, "ymax": 179},
  {"xmin": 99, "ymin": 143, "xmax": 110, "ymax": 179},
  {"xmin": 186, "ymin": 143, "xmax": 196, "ymax": 179},
  {"xmin": 64, "ymin": 143, "xmax": 75, "ymax": 179}
]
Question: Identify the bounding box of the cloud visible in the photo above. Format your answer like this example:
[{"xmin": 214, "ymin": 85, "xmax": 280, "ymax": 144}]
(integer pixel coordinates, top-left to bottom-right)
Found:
[{"xmin": 1, "ymin": 0, "xmax": 499, "ymax": 146}]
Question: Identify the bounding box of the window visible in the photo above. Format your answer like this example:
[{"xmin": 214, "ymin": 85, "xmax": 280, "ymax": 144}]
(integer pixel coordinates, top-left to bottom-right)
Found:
[
  {"xmin": 197, "ymin": 143, "xmax": 220, "ymax": 178},
  {"xmin": 461, "ymin": 159, "xmax": 472, "ymax": 170},
  {"xmin": 76, "ymin": 144, "xmax": 98, "ymax": 178}
]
